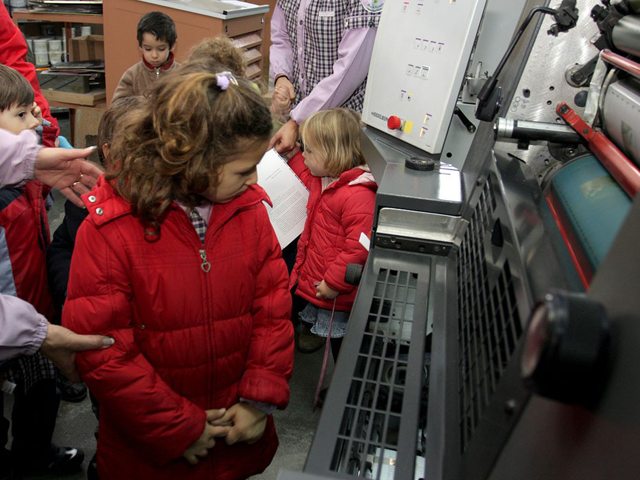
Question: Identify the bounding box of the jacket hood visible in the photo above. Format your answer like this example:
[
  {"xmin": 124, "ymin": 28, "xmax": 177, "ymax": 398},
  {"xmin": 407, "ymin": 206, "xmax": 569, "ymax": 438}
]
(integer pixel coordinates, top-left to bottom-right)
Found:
[{"xmin": 330, "ymin": 166, "xmax": 378, "ymax": 193}]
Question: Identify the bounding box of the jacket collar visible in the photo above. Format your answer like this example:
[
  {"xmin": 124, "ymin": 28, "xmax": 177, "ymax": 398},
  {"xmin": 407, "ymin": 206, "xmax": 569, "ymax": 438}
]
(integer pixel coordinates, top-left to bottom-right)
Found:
[
  {"xmin": 142, "ymin": 51, "xmax": 175, "ymax": 71},
  {"xmin": 82, "ymin": 176, "xmax": 271, "ymax": 228},
  {"xmin": 175, "ymin": 185, "xmax": 271, "ymax": 233}
]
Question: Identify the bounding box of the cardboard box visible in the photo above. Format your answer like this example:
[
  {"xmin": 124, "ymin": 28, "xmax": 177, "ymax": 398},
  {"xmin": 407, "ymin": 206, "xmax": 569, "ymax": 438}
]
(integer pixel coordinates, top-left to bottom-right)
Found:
[{"xmin": 69, "ymin": 35, "xmax": 104, "ymax": 62}]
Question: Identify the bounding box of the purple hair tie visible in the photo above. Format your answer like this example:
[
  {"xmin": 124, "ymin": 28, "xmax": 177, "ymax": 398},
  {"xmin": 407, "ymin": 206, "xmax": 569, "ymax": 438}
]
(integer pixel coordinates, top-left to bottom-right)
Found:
[{"xmin": 216, "ymin": 71, "xmax": 238, "ymax": 91}]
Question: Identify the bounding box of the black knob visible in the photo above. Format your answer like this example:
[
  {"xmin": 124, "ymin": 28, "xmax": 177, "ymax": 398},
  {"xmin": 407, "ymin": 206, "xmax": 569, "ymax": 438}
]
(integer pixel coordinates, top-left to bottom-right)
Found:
[
  {"xmin": 405, "ymin": 156, "xmax": 437, "ymax": 171},
  {"xmin": 521, "ymin": 292, "xmax": 612, "ymax": 406},
  {"xmin": 345, "ymin": 264, "xmax": 363, "ymax": 286}
]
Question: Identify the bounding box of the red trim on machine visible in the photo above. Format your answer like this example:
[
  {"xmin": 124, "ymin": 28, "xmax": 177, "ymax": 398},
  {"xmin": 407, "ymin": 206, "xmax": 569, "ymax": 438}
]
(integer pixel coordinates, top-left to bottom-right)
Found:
[
  {"xmin": 545, "ymin": 192, "xmax": 592, "ymax": 289},
  {"xmin": 556, "ymin": 103, "xmax": 640, "ymax": 198}
]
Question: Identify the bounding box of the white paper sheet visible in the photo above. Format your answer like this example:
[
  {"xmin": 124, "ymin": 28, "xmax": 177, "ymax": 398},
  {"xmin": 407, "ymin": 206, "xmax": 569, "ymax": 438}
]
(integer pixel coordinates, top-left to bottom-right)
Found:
[{"xmin": 257, "ymin": 149, "xmax": 309, "ymax": 248}]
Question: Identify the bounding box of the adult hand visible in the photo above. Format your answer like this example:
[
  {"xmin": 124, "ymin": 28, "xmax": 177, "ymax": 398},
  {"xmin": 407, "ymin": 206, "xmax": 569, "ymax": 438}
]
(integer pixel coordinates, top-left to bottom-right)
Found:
[
  {"xmin": 269, "ymin": 119, "xmax": 299, "ymax": 155},
  {"xmin": 40, "ymin": 323, "xmax": 115, "ymax": 382},
  {"xmin": 316, "ymin": 280, "xmax": 339, "ymax": 300},
  {"xmin": 35, "ymin": 146, "xmax": 103, "ymax": 208},
  {"xmin": 183, "ymin": 409, "xmax": 231, "ymax": 465},
  {"xmin": 213, "ymin": 403, "xmax": 267, "ymax": 445}
]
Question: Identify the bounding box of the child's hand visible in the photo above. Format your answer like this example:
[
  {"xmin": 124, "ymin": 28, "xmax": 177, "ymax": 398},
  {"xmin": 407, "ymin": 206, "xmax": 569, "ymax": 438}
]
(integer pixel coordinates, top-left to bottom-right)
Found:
[
  {"xmin": 31, "ymin": 102, "xmax": 43, "ymax": 125},
  {"xmin": 274, "ymin": 76, "xmax": 295, "ymax": 102},
  {"xmin": 270, "ymin": 88, "xmax": 291, "ymax": 120},
  {"xmin": 183, "ymin": 408, "xmax": 231, "ymax": 465},
  {"xmin": 316, "ymin": 280, "xmax": 339, "ymax": 300},
  {"xmin": 213, "ymin": 403, "xmax": 267, "ymax": 445}
]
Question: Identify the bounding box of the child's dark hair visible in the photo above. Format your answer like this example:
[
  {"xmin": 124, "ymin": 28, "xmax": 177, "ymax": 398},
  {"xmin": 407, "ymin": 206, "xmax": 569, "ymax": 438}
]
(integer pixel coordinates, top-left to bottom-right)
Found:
[
  {"xmin": 185, "ymin": 37, "xmax": 247, "ymax": 77},
  {"xmin": 0, "ymin": 64, "xmax": 34, "ymax": 112},
  {"xmin": 107, "ymin": 69, "xmax": 273, "ymax": 236},
  {"xmin": 97, "ymin": 96, "xmax": 146, "ymax": 166},
  {"xmin": 137, "ymin": 11, "xmax": 177, "ymax": 47}
]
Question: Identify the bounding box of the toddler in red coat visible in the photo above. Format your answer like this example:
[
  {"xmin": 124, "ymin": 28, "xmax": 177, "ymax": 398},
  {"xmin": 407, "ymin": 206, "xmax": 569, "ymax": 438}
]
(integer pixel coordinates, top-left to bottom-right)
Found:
[
  {"xmin": 289, "ymin": 108, "xmax": 377, "ymax": 364},
  {"xmin": 63, "ymin": 68, "xmax": 294, "ymax": 480}
]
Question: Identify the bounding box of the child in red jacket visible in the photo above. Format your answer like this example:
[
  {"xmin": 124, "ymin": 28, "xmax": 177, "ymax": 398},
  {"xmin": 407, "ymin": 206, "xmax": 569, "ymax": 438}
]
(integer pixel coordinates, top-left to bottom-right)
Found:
[
  {"xmin": 289, "ymin": 108, "xmax": 377, "ymax": 362},
  {"xmin": 63, "ymin": 69, "xmax": 294, "ymax": 480},
  {"xmin": 0, "ymin": 64, "xmax": 85, "ymax": 475}
]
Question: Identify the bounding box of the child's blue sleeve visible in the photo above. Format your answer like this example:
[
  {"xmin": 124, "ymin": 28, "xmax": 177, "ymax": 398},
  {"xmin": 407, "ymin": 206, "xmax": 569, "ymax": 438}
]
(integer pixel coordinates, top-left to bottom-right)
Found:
[{"xmin": 57, "ymin": 135, "xmax": 73, "ymax": 149}]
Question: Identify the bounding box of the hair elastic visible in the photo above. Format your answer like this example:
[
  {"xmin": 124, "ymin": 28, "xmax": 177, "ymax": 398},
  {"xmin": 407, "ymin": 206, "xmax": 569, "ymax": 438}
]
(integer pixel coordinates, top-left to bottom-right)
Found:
[{"xmin": 216, "ymin": 71, "xmax": 238, "ymax": 91}]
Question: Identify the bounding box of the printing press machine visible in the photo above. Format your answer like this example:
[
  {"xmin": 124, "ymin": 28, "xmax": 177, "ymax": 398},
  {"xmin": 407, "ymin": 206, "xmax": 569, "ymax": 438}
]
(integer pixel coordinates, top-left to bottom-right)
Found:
[{"xmin": 279, "ymin": 0, "xmax": 640, "ymax": 479}]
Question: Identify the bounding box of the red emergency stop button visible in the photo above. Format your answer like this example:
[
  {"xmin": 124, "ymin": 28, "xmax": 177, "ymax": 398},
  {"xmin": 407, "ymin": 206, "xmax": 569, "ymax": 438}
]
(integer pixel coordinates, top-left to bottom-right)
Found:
[{"xmin": 387, "ymin": 116, "xmax": 402, "ymax": 130}]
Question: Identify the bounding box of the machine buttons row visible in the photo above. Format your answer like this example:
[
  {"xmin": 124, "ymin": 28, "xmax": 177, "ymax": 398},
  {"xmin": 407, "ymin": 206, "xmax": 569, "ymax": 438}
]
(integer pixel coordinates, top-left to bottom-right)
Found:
[
  {"xmin": 406, "ymin": 64, "xmax": 431, "ymax": 79},
  {"xmin": 414, "ymin": 38, "xmax": 444, "ymax": 53}
]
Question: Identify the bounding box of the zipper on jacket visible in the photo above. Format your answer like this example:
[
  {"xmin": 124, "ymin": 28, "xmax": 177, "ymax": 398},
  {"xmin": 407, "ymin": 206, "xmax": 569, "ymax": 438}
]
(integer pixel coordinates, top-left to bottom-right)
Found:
[{"xmin": 199, "ymin": 249, "xmax": 211, "ymax": 273}]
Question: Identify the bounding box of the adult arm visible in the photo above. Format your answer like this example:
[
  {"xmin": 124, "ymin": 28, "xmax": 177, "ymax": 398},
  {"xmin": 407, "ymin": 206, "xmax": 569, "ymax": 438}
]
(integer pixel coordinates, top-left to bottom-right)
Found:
[
  {"xmin": 237, "ymin": 208, "xmax": 294, "ymax": 409},
  {"xmin": 0, "ymin": 294, "xmax": 48, "ymax": 361},
  {"xmin": 0, "ymin": 128, "xmax": 39, "ymax": 188},
  {"xmin": 0, "ymin": 127, "xmax": 102, "ymax": 207},
  {"xmin": 64, "ymin": 221, "xmax": 206, "ymax": 465},
  {"xmin": 290, "ymin": 27, "xmax": 377, "ymax": 124},
  {"xmin": 270, "ymin": 28, "xmax": 377, "ymax": 153},
  {"xmin": 0, "ymin": 3, "xmax": 59, "ymax": 147},
  {"xmin": 0, "ymin": 294, "xmax": 111, "ymax": 381},
  {"xmin": 269, "ymin": 4, "xmax": 294, "ymax": 85}
]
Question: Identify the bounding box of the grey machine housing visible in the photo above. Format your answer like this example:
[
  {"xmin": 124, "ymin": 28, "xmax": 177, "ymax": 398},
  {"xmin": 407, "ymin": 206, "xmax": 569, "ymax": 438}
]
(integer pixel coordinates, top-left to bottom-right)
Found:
[{"xmin": 279, "ymin": 0, "xmax": 640, "ymax": 479}]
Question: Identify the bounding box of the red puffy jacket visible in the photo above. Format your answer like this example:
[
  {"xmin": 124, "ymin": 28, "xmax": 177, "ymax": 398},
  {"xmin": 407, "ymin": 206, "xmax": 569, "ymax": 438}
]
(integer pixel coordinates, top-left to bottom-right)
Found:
[
  {"xmin": 0, "ymin": 181, "xmax": 53, "ymax": 319},
  {"xmin": 0, "ymin": 3, "xmax": 60, "ymax": 147},
  {"xmin": 63, "ymin": 177, "xmax": 294, "ymax": 480},
  {"xmin": 289, "ymin": 152, "xmax": 377, "ymax": 311}
]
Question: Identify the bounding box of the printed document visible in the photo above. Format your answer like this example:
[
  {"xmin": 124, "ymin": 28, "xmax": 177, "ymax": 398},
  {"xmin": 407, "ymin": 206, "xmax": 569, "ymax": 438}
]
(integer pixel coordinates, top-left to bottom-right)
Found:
[{"xmin": 257, "ymin": 149, "xmax": 309, "ymax": 248}]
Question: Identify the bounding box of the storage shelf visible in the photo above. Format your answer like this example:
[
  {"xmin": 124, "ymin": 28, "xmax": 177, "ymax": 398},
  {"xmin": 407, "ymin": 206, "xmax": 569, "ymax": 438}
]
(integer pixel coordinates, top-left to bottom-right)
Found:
[
  {"xmin": 12, "ymin": 9, "xmax": 106, "ymax": 143},
  {"xmin": 11, "ymin": 11, "xmax": 103, "ymax": 25}
]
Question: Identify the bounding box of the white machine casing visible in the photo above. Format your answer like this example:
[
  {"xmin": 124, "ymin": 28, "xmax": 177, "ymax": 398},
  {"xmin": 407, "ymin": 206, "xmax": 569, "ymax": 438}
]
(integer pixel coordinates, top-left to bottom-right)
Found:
[{"xmin": 361, "ymin": 0, "xmax": 487, "ymax": 154}]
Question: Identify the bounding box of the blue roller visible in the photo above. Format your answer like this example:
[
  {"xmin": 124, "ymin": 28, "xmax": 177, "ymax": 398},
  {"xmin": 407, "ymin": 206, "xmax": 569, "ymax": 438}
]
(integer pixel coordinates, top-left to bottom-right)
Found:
[{"xmin": 549, "ymin": 154, "xmax": 632, "ymax": 271}]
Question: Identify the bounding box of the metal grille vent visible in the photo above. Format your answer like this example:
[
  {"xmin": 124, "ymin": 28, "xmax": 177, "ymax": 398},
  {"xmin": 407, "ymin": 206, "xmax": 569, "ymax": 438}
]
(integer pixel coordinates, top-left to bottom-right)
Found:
[
  {"xmin": 331, "ymin": 268, "xmax": 418, "ymax": 478},
  {"xmin": 457, "ymin": 178, "xmax": 521, "ymax": 452}
]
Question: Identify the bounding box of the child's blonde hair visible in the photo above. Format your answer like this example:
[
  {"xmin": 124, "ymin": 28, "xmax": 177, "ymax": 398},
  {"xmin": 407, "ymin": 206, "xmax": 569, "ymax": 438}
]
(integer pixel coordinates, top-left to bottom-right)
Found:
[
  {"xmin": 185, "ymin": 37, "xmax": 247, "ymax": 77},
  {"xmin": 107, "ymin": 69, "xmax": 272, "ymax": 236},
  {"xmin": 0, "ymin": 64, "xmax": 34, "ymax": 112},
  {"xmin": 299, "ymin": 108, "xmax": 365, "ymax": 177}
]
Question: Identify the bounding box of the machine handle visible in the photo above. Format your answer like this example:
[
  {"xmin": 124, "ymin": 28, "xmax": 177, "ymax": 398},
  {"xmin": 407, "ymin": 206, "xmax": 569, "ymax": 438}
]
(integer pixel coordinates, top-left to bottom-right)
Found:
[{"xmin": 454, "ymin": 107, "xmax": 477, "ymax": 133}]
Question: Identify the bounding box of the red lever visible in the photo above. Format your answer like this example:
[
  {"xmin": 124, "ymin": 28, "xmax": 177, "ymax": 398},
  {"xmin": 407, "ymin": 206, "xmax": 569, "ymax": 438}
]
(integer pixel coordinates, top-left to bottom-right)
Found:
[
  {"xmin": 387, "ymin": 116, "xmax": 402, "ymax": 130},
  {"xmin": 557, "ymin": 102, "xmax": 640, "ymax": 197}
]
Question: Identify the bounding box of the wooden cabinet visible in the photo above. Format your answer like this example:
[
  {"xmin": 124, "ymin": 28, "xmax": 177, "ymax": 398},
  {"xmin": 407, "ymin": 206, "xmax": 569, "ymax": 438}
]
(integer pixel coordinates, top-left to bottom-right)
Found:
[{"xmin": 103, "ymin": 0, "xmax": 269, "ymax": 103}]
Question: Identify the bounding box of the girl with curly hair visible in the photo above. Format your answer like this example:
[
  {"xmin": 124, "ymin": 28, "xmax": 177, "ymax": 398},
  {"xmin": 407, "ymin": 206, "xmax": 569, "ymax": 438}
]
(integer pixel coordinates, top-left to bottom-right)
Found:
[{"xmin": 62, "ymin": 69, "xmax": 294, "ymax": 480}]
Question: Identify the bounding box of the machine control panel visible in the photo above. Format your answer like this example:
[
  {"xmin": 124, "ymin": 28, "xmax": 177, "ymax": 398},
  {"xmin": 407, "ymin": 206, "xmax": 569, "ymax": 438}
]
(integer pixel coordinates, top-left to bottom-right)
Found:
[{"xmin": 362, "ymin": 0, "xmax": 487, "ymax": 154}]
